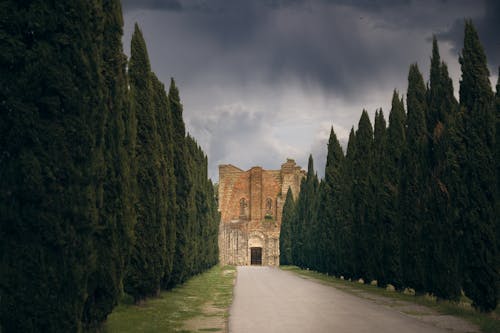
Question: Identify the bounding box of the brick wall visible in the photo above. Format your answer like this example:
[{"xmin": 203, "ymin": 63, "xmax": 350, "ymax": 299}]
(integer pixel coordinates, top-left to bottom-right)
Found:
[{"xmin": 218, "ymin": 159, "xmax": 305, "ymax": 266}]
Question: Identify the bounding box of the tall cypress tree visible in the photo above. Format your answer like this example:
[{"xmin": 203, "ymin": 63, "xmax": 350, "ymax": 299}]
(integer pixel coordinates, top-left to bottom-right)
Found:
[
  {"xmin": 124, "ymin": 24, "xmax": 166, "ymax": 302},
  {"xmin": 168, "ymin": 79, "xmax": 193, "ymax": 287},
  {"xmin": 372, "ymin": 109, "xmax": 387, "ymax": 283},
  {"xmin": 151, "ymin": 74, "xmax": 177, "ymax": 288},
  {"xmin": 0, "ymin": 1, "xmax": 104, "ymax": 330},
  {"xmin": 294, "ymin": 155, "xmax": 319, "ymax": 268},
  {"xmin": 185, "ymin": 135, "xmax": 205, "ymax": 275},
  {"xmin": 400, "ymin": 64, "xmax": 428, "ymax": 293},
  {"xmin": 496, "ymin": 70, "xmax": 500, "ymax": 277},
  {"xmin": 280, "ymin": 188, "xmax": 295, "ymax": 265},
  {"xmin": 351, "ymin": 111, "xmax": 374, "ymax": 281},
  {"xmin": 82, "ymin": 0, "xmax": 135, "ymax": 328},
  {"xmin": 383, "ymin": 91, "xmax": 406, "ymax": 289},
  {"xmin": 458, "ymin": 20, "xmax": 497, "ymax": 311},
  {"xmin": 319, "ymin": 128, "xmax": 345, "ymax": 275},
  {"xmin": 425, "ymin": 37, "xmax": 461, "ymax": 300},
  {"xmin": 339, "ymin": 128, "xmax": 357, "ymax": 278}
]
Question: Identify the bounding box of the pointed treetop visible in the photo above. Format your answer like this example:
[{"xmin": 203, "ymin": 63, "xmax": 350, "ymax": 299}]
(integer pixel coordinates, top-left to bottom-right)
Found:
[
  {"xmin": 325, "ymin": 126, "xmax": 344, "ymax": 182},
  {"xmin": 374, "ymin": 108, "xmax": 387, "ymax": 137},
  {"xmin": 431, "ymin": 35, "xmax": 440, "ymax": 63},
  {"xmin": 307, "ymin": 154, "xmax": 315, "ymax": 178},
  {"xmin": 429, "ymin": 36, "xmax": 441, "ymax": 95},
  {"xmin": 407, "ymin": 63, "xmax": 427, "ymax": 143},
  {"xmin": 169, "ymin": 77, "xmax": 180, "ymax": 101},
  {"xmin": 130, "ymin": 23, "xmax": 151, "ymax": 72},
  {"xmin": 388, "ymin": 91, "xmax": 406, "ymax": 138},
  {"xmin": 327, "ymin": 126, "xmax": 341, "ymax": 149},
  {"xmin": 459, "ymin": 20, "xmax": 492, "ymax": 110},
  {"xmin": 346, "ymin": 126, "xmax": 356, "ymax": 159},
  {"xmin": 357, "ymin": 109, "xmax": 374, "ymax": 140},
  {"xmin": 285, "ymin": 186, "xmax": 294, "ymax": 203}
]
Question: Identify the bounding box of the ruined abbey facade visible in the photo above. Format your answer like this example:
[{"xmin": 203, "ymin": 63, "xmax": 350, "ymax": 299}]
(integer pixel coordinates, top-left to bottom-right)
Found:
[{"xmin": 218, "ymin": 159, "xmax": 305, "ymax": 266}]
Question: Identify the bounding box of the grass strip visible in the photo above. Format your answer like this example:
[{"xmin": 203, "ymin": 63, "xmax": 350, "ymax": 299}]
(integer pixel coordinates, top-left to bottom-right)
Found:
[{"xmin": 104, "ymin": 265, "xmax": 236, "ymax": 333}]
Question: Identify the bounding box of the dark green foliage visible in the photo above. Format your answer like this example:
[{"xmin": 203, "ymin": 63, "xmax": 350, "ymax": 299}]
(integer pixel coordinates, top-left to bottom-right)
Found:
[
  {"xmin": 280, "ymin": 188, "xmax": 295, "ymax": 265},
  {"xmin": 82, "ymin": 0, "xmax": 135, "ymax": 328},
  {"xmin": 168, "ymin": 79, "xmax": 194, "ymax": 287},
  {"xmin": 1, "ymin": 4, "xmax": 222, "ymax": 330},
  {"xmin": 351, "ymin": 111, "xmax": 375, "ymax": 281},
  {"xmin": 123, "ymin": 25, "xmax": 167, "ymax": 302},
  {"xmin": 152, "ymin": 73, "xmax": 176, "ymax": 287},
  {"xmin": 458, "ymin": 21, "xmax": 498, "ymax": 312},
  {"xmin": 372, "ymin": 109, "xmax": 388, "ymax": 285},
  {"xmin": 317, "ymin": 128, "xmax": 345, "ymax": 275},
  {"xmin": 292, "ymin": 155, "xmax": 319, "ymax": 268},
  {"xmin": 340, "ymin": 128, "xmax": 357, "ymax": 278},
  {"xmin": 400, "ymin": 64, "xmax": 428, "ymax": 293},
  {"xmin": 187, "ymin": 136, "xmax": 220, "ymax": 273},
  {"xmin": 381, "ymin": 92, "xmax": 406, "ymax": 289},
  {"xmin": 424, "ymin": 37, "xmax": 461, "ymax": 301},
  {"xmin": 0, "ymin": 1, "xmax": 104, "ymax": 330},
  {"xmin": 496, "ymin": 70, "xmax": 500, "ymax": 279},
  {"xmin": 151, "ymin": 74, "xmax": 177, "ymax": 289},
  {"xmin": 286, "ymin": 21, "xmax": 498, "ymax": 312}
]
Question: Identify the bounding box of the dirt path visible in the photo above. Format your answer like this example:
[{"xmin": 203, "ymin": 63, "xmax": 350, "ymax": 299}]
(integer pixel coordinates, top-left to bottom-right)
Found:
[{"xmin": 229, "ymin": 266, "xmax": 477, "ymax": 333}]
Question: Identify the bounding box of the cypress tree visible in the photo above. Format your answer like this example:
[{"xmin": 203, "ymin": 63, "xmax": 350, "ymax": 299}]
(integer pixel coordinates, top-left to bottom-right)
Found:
[
  {"xmin": 124, "ymin": 24, "xmax": 166, "ymax": 302},
  {"xmin": 0, "ymin": 1, "xmax": 104, "ymax": 330},
  {"xmin": 82, "ymin": 0, "xmax": 135, "ymax": 327},
  {"xmin": 400, "ymin": 64, "xmax": 428, "ymax": 293},
  {"xmin": 339, "ymin": 128, "xmax": 357, "ymax": 278},
  {"xmin": 458, "ymin": 20, "xmax": 497, "ymax": 311},
  {"xmin": 372, "ymin": 109, "xmax": 387, "ymax": 283},
  {"xmin": 425, "ymin": 37, "xmax": 461, "ymax": 300},
  {"xmin": 294, "ymin": 155, "xmax": 319, "ymax": 268},
  {"xmin": 496, "ymin": 70, "xmax": 500, "ymax": 275},
  {"xmin": 319, "ymin": 127, "xmax": 345, "ymax": 275},
  {"xmin": 280, "ymin": 188, "xmax": 295, "ymax": 265},
  {"xmin": 169, "ymin": 79, "xmax": 193, "ymax": 287},
  {"xmin": 383, "ymin": 91, "xmax": 406, "ymax": 289},
  {"xmin": 351, "ymin": 111, "xmax": 375, "ymax": 281},
  {"xmin": 207, "ymin": 179, "xmax": 220, "ymax": 267},
  {"xmin": 185, "ymin": 135, "xmax": 205, "ymax": 275},
  {"xmin": 151, "ymin": 74, "xmax": 177, "ymax": 288}
]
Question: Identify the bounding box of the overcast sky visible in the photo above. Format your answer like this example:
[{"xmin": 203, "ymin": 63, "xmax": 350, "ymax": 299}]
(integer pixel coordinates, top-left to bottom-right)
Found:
[{"xmin": 121, "ymin": 0, "xmax": 498, "ymax": 181}]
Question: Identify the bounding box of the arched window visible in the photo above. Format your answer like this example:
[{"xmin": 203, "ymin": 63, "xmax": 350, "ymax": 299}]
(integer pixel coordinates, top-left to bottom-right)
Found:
[
  {"xmin": 266, "ymin": 198, "xmax": 273, "ymax": 216},
  {"xmin": 240, "ymin": 198, "xmax": 247, "ymax": 217}
]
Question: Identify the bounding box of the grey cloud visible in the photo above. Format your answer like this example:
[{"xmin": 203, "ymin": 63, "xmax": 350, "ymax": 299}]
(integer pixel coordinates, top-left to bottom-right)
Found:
[
  {"xmin": 186, "ymin": 104, "xmax": 285, "ymax": 179},
  {"xmin": 124, "ymin": 0, "xmax": 484, "ymax": 99},
  {"xmin": 438, "ymin": 0, "xmax": 499, "ymax": 72},
  {"xmin": 121, "ymin": 0, "xmax": 493, "ymax": 181},
  {"xmin": 121, "ymin": 0, "xmax": 183, "ymax": 12}
]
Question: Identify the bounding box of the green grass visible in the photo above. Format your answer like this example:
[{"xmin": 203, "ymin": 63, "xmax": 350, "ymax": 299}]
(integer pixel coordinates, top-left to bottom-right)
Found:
[
  {"xmin": 281, "ymin": 265, "xmax": 500, "ymax": 333},
  {"xmin": 104, "ymin": 265, "xmax": 236, "ymax": 333}
]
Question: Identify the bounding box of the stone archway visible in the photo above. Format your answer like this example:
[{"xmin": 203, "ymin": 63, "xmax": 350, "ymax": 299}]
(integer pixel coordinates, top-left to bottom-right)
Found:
[
  {"xmin": 250, "ymin": 247, "xmax": 262, "ymax": 265},
  {"xmin": 248, "ymin": 231, "xmax": 265, "ymax": 266}
]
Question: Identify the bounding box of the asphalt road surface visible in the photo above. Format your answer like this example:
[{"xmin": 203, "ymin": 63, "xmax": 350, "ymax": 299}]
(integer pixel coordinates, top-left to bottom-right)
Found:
[{"xmin": 229, "ymin": 266, "xmax": 462, "ymax": 333}]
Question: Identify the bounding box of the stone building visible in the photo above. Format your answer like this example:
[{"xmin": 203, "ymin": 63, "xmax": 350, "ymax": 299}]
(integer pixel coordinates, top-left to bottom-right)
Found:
[{"xmin": 218, "ymin": 159, "xmax": 305, "ymax": 266}]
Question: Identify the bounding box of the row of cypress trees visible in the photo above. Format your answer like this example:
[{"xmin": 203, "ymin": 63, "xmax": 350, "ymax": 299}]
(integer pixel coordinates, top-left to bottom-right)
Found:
[
  {"xmin": 0, "ymin": 1, "xmax": 219, "ymax": 331},
  {"xmin": 280, "ymin": 21, "xmax": 499, "ymax": 312}
]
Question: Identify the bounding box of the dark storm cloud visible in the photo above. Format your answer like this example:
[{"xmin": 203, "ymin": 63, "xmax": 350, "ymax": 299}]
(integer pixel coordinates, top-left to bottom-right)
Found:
[
  {"xmin": 122, "ymin": 0, "xmax": 485, "ymax": 98},
  {"xmin": 438, "ymin": 0, "xmax": 499, "ymax": 72},
  {"xmin": 121, "ymin": 0, "xmax": 183, "ymax": 12},
  {"xmin": 121, "ymin": 0, "xmax": 493, "ymax": 180}
]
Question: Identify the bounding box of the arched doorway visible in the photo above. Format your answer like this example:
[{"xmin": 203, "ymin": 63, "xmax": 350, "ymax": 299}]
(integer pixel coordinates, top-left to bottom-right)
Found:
[
  {"xmin": 248, "ymin": 231, "xmax": 265, "ymax": 266},
  {"xmin": 250, "ymin": 247, "xmax": 262, "ymax": 265}
]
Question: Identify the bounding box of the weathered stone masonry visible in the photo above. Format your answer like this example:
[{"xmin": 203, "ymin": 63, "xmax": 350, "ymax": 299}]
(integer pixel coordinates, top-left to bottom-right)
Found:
[{"xmin": 218, "ymin": 159, "xmax": 305, "ymax": 266}]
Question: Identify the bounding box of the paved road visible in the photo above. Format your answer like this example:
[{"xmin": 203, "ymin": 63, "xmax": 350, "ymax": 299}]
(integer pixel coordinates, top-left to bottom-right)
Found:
[{"xmin": 229, "ymin": 266, "xmax": 454, "ymax": 333}]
